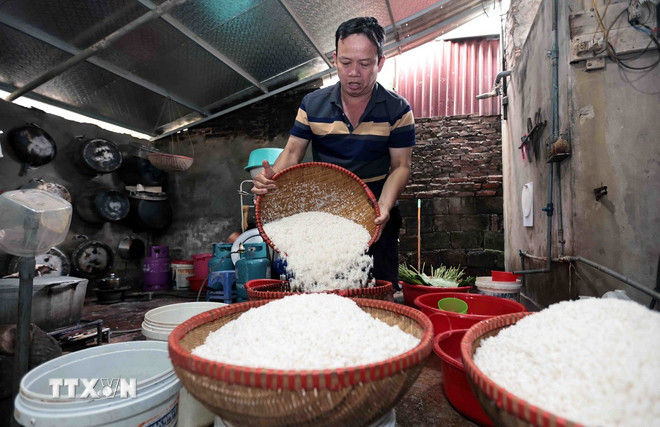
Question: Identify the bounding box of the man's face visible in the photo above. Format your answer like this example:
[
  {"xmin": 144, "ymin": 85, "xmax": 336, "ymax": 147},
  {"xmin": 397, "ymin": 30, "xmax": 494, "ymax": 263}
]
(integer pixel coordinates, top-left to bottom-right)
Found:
[{"xmin": 333, "ymin": 34, "xmax": 384, "ymax": 99}]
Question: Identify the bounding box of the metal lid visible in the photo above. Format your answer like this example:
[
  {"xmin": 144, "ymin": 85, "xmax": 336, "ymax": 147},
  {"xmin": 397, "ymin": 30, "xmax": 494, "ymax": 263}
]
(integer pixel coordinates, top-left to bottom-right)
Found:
[{"xmin": 128, "ymin": 190, "xmax": 168, "ymax": 201}]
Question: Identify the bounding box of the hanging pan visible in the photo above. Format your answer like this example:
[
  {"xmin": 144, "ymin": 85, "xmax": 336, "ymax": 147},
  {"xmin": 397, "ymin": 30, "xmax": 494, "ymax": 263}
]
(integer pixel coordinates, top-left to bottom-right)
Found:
[
  {"xmin": 7, "ymin": 123, "xmax": 57, "ymax": 176},
  {"xmin": 74, "ymin": 137, "xmax": 123, "ymax": 175}
]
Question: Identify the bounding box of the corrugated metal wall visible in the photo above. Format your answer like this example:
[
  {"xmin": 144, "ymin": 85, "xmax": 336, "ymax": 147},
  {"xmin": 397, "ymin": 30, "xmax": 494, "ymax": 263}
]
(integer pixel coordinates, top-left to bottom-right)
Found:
[{"xmin": 395, "ymin": 38, "xmax": 501, "ymax": 118}]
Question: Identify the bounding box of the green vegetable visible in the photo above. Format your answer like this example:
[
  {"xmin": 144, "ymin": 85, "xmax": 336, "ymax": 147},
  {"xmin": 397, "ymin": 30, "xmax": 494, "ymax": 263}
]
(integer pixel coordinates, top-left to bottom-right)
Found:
[{"xmin": 399, "ymin": 263, "xmax": 470, "ymax": 288}]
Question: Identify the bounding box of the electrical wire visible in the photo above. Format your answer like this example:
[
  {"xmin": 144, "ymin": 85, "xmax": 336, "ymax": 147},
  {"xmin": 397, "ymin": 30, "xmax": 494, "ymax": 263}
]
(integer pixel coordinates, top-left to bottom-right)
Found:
[{"xmin": 592, "ymin": 0, "xmax": 660, "ymax": 71}]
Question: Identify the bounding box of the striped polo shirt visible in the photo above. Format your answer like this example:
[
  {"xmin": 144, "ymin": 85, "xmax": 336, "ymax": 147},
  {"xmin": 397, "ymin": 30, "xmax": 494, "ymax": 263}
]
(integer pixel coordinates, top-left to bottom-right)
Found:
[{"xmin": 290, "ymin": 82, "xmax": 415, "ymax": 198}]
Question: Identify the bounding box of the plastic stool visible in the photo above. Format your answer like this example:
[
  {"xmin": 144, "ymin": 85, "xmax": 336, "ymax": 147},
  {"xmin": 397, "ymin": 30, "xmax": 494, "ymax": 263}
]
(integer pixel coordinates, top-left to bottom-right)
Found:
[{"xmin": 206, "ymin": 270, "xmax": 237, "ymax": 304}]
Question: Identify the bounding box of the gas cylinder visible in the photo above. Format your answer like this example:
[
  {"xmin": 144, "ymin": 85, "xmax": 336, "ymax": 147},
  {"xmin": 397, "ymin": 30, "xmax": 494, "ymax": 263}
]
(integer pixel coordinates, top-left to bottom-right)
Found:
[
  {"xmin": 209, "ymin": 243, "xmax": 234, "ymax": 272},
  {"xmin": 143, "ymin": 245, "xmax": 170, "ymax": 291},
  {"xmin": 235, "ymin": 242, "xmax": 271, "ymax": 302}
]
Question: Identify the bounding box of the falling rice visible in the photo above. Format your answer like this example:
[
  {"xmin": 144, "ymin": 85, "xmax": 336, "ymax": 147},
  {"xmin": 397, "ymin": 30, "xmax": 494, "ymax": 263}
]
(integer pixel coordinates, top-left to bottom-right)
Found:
[
  {"xmin": 192, "ymin": 293, "xmax": 420, "ymax": 369},
  {"xmin": 473, "ymin": 298, "xmax": 660, "ymax": 427},
  {"xmin": 263, "ymin": 211, "xmax": 373, "ymax": 291}
]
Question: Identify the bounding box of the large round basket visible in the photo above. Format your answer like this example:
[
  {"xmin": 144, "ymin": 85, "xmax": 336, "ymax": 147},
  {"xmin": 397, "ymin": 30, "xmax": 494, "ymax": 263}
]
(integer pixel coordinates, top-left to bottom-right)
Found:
[
  {"xmin": 246, "ymin": 279, "xmax": 393, "ymax": 301},
  {"xmin": 255, "ymin": 162, "xmax": 381, "ymax": 249},
  {"xmin": 168, "ymin": 298, "xmax": 433, "ymax": 427},
  {"xmin": 245, "ymin": 279, "xmax": 341, "ymax": 301},
  {"xmin": 460, "ymin": 312, "xmax": 583, "ymax": 427}
]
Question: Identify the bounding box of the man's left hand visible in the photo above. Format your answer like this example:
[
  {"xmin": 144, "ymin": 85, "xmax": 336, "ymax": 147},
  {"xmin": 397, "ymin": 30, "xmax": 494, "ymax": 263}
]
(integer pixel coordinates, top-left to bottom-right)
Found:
[{"xmin": 373, "ymin": 207, "xmax": 390, "ymax": 242}]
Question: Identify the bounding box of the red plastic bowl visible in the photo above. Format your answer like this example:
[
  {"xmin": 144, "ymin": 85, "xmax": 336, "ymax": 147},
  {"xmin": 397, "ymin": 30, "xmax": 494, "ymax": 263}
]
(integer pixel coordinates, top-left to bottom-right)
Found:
[
  {"xmin": 433, "ymin": 329, "xmax": 493, "ymax": 426},
  {"xmin": 400, "ymin": 281, "xmax": 471, "ymax": 307},
  {"xmin": 428, "ymin": 312, "xmax": 480, "ymax": 337},
  {"xmin": 415, "ymin": 292, "xmax": 527, "ymax": 337}
]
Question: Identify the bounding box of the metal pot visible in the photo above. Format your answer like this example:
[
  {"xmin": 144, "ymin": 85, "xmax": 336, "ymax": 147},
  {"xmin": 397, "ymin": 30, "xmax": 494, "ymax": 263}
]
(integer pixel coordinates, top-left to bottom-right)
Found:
[
  {"xmin": 75, "ymin": 185, "xmax": 130, "ymax": 224},
  {"xmin": 117, "ymin": 155, "xmax": 168, "ymax": 186},
  {"xmin": 20, "ymin": 178, "xmax": 72, "ymax": 203},
  {"xmin": 7, "ymin": 123, "xmax": 57, "ymax": 175},
  {"xmin": 127, "ymin": 191, "xmax": 172, "ymax": 230},
  {"xmin": 7, "ymin": 246, "xmax": 71, "ymax": 277},
  {"xmin": 117, "ymin": 236, "xmax": 145, "ymax": 260},
  {"xmin": 65, "ymin": 235, "xmax": 114, "ymax": 278},
  {"xmin": 74, "ymin": 137, "xmax": 123, "ymax": 175},
  {"xmin": 96, "ymin": 273, "xmax": 123, "ymax": 290}
]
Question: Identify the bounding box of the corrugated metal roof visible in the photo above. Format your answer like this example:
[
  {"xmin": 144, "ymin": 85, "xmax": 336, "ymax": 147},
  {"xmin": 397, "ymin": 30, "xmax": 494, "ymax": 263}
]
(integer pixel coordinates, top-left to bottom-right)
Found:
[
  {"xmin": 396, "ymin": 38, "xmax": 501, "ymax": 118},
  {"xmin": 0, "ymin": 0, "xmax": 488, "ymax": 139}
]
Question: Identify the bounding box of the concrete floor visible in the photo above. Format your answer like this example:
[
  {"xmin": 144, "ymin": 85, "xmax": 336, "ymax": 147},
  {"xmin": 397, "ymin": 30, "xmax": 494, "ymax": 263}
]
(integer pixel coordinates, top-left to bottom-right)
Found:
[{"xmin": 80, "ymin": 290, "xmax": 482, "ymax": 427}]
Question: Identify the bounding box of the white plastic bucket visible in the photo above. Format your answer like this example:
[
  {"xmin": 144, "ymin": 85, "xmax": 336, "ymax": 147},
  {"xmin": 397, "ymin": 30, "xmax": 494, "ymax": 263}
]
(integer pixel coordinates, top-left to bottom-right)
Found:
[
  {"xmin": 171, "ymin": 260, "xmax": 194, "ymax": 289},
  {"xmin": 475, "ymin": 276, "xmax": 523, "ymax": 302},
  {"xmin": 141, "ymin": 301, "xmax": 225, "ymax": 341},
  {"xmin": 142, "ymin": 302, "xmax": 226, "ymax": 427},
  {"xmin": 14, "ymin": 341, "xmax": 180, "ymax": 427}
]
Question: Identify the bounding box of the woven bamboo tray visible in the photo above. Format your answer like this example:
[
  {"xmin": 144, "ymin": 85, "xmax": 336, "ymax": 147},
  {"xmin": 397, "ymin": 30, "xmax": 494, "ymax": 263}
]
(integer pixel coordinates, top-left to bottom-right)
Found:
[
  {"xmin": 255, "ymin": 162, "xmax": 380, "ymax": 250},
  {"xmin": 147, "ymin": 153, "xmax": 193, "ymax": 172},
  {"xmin": 246, "ymin": 279, "xmax": 393, "ymax": 302},
  {"xmin": 168, "ymin": 298, "xmax": 433, "ymax": 427},
  {"xmin": 460, "ymin": 312, "xmax": 584, "ymax": 427}
]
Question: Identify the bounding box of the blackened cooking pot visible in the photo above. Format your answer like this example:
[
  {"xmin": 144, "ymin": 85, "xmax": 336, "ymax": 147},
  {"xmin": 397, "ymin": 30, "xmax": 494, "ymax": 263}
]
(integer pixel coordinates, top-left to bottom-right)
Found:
[
  {"xmin": 117, "ymin": 236, "xmax": 145, "ymax": 260},
  {"xmin": 20, "ymin": 178, "xmax": 72, "ymax": 203},
  {"xmin": 8, "ymin": 246, "xmax": 71, "ymax": 277},
  {"xmin": 127, "ymin": 191, "xmax": 172, "ymax": 230},
  {"xmin": 7, "ymin": 124, "xmax": 57, "ymax": 175},
  {"xmin": 63, "ymin": 235, "xmax": 114, "ymax": 278},
  {"xmin": 96, "ymin": 273, "xmax": 123, "ymax": 290},
  {"xmin": 117, "ymin": 155, "xmax": 168, "ymax": 186},
  {"xmin": 75, "ymin": 187, "xmax": 130, "ymax": 224},
  {"xmin": 74, "ymin": 138, "xmax": 123, "ymax": 175}
]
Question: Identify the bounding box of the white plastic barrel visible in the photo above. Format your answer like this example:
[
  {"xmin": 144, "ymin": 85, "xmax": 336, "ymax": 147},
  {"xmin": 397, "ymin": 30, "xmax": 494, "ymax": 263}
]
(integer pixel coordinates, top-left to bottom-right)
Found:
[
  {"xmin": 14, "ymin": 341, "xmax": 180, "ymax": 427},
  {"xmin": 142, "ymin": 302, "xmax": 226, "ymax": 427},
  {"xmin": 475, "ymin": 276, "xmax": 523, "ymax": 302}
]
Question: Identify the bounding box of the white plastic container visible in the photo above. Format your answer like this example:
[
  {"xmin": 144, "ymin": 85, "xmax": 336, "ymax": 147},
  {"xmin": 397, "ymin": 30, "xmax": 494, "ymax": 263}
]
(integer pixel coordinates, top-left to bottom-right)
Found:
[
  {"xmin": 0, "ymin": 189, "xmax": 72, "ymax": 256},
  {"xmin": 171, "ymin": 260, "xmax": 194, "ymax": 290},
  {"xmin": 475, "ymin": 276, "xmax": 523, "ymax": 302},
  {"xmin": 141, "ymin": 301, "xmax": 225, "ymax": 341},
  {"xmin": 142, "ymin": 302, "xmax": 226, "ymax": 427},
  {"xmin": 14, "ymin": 341, "xmax": 180, "ymax": 427}
]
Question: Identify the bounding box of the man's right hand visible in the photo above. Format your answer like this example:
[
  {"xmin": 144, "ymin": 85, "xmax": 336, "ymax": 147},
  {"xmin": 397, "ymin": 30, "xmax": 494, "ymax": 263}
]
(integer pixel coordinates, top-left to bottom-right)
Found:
[{"xmin": 250, "ymin": 160, "xmax": 277, "ymax": 195}]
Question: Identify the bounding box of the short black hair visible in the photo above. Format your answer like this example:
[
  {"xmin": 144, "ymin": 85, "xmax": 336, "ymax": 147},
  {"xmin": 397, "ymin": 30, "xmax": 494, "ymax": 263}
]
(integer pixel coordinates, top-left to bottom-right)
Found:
[{"xmin": 335, "ymin": 17, "xmax": 385, "ymax": 60}]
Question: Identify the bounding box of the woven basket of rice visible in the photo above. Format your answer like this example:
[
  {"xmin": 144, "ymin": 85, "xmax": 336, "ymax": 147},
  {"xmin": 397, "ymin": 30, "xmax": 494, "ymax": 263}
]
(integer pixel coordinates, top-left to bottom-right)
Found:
[
  {"xmin": 460, "ymin": 312, "xmax": 584, "ymax": 427},
  {"xmin": 246, "ymin": 279, "xmax": 393, "ymax": 301},
  {"xmin": 255, "ymin": 162, "xmax": 380, "ymax": 250},
  {"xmin": 168, "ymin": 298, "xmax": 433, "ymax": 427}
]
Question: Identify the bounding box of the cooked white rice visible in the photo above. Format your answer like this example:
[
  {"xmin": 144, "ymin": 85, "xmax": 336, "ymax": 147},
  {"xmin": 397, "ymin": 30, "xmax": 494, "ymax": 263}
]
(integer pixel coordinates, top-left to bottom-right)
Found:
[
  {"xmin": 473, "ymin": 298, "xmax": 660, "ymax": 426},
  {"xmin": 263, "ymin": 211, "xmax": 373, "ymax": 291},
  {"xmin": 192, "ymin": 293, "xmax": 419, "ymax": 369}
]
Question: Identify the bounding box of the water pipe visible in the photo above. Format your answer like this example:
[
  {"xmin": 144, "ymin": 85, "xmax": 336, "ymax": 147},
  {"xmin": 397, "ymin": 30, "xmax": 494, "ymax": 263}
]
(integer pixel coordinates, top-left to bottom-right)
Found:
[
  {"xmin": 518, "ymin": 251, "xmax": 660, "ymax": 303},
  {"xmin": 558, "ymin": 256, "xmax": 660, "ymax": 303},
  {"xmin": 513, "ymin": 0, "xmax": 559, "ymax": 276},
  {"xmin": 556, "ymin": 163, "xmax": 566, "ymax": 256}
]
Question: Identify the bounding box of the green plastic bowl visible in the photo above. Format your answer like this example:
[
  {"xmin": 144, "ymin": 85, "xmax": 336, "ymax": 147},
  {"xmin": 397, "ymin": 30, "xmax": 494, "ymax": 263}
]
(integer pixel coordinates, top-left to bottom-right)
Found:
[
  {"xmin": 244, "ymin": 148, "xmax": 283, "ymax": 171},
  {"xmin": 437, "ymin": 297, "xmax": 468, "ymax": 314}
]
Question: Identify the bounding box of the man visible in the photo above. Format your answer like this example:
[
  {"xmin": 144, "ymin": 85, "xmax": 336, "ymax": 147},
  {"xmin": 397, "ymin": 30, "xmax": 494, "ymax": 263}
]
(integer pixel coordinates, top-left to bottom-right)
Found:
[{"xmin": 251, "ymin": 16, "xmax": 415, "ymax": 290}]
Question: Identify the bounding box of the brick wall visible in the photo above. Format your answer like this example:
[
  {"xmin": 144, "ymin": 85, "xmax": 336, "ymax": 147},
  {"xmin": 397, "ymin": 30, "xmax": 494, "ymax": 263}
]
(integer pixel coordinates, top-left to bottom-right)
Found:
[{"xmin": 399, "ymin": 115, "xmax": 504, "ymax": 277}]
